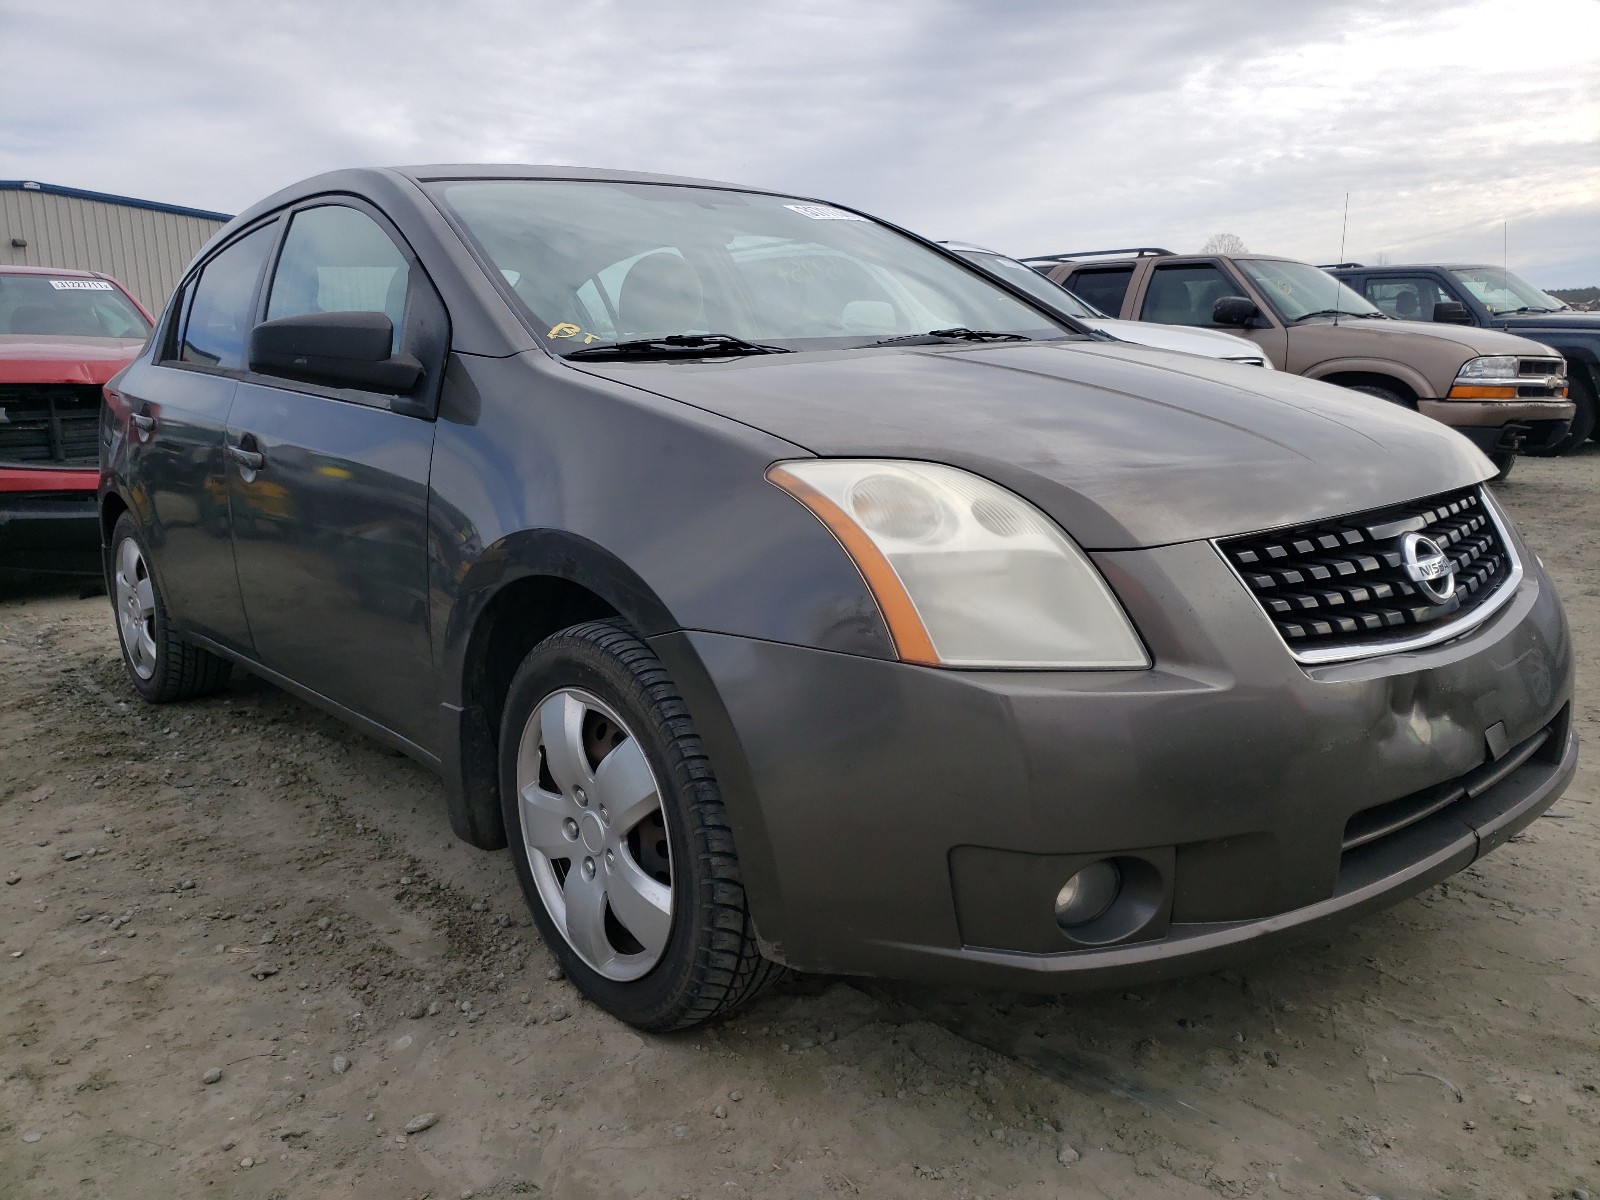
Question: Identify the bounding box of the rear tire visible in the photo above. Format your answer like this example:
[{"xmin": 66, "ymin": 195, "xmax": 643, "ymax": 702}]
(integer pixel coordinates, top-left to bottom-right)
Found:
[
  {"xmin": 108, "ymin": 513, "xmax": 232, "ymax": 703},
  {"xmin": 498, "ymin": 619, "xmax": 780, "ymax": 1031}
]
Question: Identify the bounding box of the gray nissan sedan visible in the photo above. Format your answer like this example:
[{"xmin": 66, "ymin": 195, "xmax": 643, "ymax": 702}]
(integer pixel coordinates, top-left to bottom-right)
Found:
[{"xmin": 99, "ymin": 166, "xmax": 1577, "ymax": 1030}]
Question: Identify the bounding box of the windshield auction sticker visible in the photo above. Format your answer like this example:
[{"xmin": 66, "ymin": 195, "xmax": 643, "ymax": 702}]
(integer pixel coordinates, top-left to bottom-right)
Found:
[
  {"xmin": 783, "ymin": 204, "xmax": 866, "ymax": 221},
  {"xmin": 49, "ymin": 280, "xmax": 114, "ymax": 290}
]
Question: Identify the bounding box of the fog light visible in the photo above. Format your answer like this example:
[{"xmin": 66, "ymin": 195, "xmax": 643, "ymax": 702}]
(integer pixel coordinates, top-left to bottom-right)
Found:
[{"xmin": 1054, "ymin": 861, "xmax": 1121, "ymax": 928}]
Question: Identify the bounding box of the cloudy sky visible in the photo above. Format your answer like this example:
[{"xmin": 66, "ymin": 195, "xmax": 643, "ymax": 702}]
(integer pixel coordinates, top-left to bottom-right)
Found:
[{"xmin": 4, "ymin": 0, "xmax": 1598, "ymax": 285}]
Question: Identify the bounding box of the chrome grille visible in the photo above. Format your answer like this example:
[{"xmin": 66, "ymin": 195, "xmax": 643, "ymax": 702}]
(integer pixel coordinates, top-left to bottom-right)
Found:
[{"xmin": 1218, "ymin": 486, "xmax": 1518, "ymax": 661}]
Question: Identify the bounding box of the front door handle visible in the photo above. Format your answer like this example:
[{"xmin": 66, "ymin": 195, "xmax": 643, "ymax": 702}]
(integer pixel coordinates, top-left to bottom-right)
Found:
[
  {"xmin": 227, "ymin": 445, "xmax": 265, "ymax": 471},
  {"xmin": 131, "ymin": 412, "xmax": 155, "ymax": 433}
]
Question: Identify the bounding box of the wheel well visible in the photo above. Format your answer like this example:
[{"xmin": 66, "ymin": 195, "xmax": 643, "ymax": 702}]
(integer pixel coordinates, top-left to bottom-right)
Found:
[
  {"xmin": 1320, "ymin": 372, "xmax": 1419, "ymax": 407},
  {"xmin": 100, "ymin": 492, "xmax": 128, "ymax": 550},
  {"xmin": 452, "ymin": 576, "xmax": 620, "ymax": 847}
]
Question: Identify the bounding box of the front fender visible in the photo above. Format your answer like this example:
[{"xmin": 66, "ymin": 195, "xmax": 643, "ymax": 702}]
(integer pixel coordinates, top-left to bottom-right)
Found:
[{"xmin": 1301, "ymin": 356, "xmax": 1435, "ymax": 399}]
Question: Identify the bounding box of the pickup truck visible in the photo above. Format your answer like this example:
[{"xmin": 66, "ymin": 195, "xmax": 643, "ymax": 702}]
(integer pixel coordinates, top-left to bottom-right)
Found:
[
  {"xmin": 1327, "ymin": 262, "xmax": 1598, "ymax": 454},
  {"xmin": 1028, "ymin": 248, "xmax": 1573, "ymax": 476}
]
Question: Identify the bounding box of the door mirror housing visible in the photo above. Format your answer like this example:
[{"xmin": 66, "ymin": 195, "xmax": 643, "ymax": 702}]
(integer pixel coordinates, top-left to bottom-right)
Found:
[
  {"xmin": 1211, "ymin": 295, "xmax": 1263, "ymax": 327},
  {"xmin": 249, "ymin": 311, "xmax": 423, "ymax": 393},
  {"xmin": 1432, "ymin": 301, "xmax": 1473, "ymax": 325}
]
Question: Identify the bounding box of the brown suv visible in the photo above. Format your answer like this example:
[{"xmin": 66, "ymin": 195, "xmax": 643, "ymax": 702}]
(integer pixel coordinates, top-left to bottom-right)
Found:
[{"xmin": 1028, "ymin": 248, "xmax": 1573, "ymax": 474}]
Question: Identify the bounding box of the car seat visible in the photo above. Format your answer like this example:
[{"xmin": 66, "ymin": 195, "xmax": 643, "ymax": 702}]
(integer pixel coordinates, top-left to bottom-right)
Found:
[
  {"xmin": 617, "ymin": 253, "xmax": 704, "ymax": 338},
  {"xmin": 1394, "ymin": 289, "xmax": 1420, "ymax": 318}
]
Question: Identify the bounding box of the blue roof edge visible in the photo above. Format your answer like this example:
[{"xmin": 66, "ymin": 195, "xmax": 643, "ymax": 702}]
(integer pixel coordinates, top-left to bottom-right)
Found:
[{"xmin": 0, "ymin": 180, "xmax": 233, "ymax": 223}]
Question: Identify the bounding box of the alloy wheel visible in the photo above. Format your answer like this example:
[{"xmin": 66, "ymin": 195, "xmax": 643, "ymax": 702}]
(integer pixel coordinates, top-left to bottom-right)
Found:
[{"xmin": 113, "ymin": 537, "xmax": 158, "ymax": 681}]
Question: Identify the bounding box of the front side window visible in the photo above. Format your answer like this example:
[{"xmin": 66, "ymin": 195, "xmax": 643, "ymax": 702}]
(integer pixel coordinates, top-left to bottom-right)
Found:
[
  {"xmin": 1066, "ymin": 267, "xmax": 1134, "ymax": 317},
  {"xmin": 1234, "ymin": 259, "xmax": 1381, "ymax": 322},
  {"xmin": 1140, "ymin": 263, "xmax": 1248, "ymax": 326},
  {"xmin": 1362, "ymin": 275, "xmax": 1459, "ymax": 322},
  {"xmin": 0, "ymin": 274, "xmax": 150, "ymax": 339},
  {"xmin": 1447, "ymin": 267, "xmax": 1565, "ymax": 315},
  {"xmin": 432, "ymin": 181, "xmax": 1068, "ymax": 353},
  {"xmin": 181, "ymin": 224, "xmax": 277, "ymax": 369},
  {"xmin": 266, "ymin": 205, "xmax": 411, "ymax": 351}
]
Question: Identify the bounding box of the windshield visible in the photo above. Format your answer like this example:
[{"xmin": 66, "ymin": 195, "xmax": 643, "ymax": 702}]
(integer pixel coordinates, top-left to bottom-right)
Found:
[
  {"xmin": 952, "ymin": 250, "xmax": 1101, "ymax": 319},
  {"xmin": 0, "ymin": 274, "xmax": 150, "ymax": 339},
  {"xmin": 1448, "ymin": 267, "xmax": 1565, "ymax": 314},
  {"xmin": 1235, "ymin": 259, "xmax": 1382, "ymax": 321},
  {"xmin": 433, "ymin": 181, "xmax": 1069, "ymax": 354}
]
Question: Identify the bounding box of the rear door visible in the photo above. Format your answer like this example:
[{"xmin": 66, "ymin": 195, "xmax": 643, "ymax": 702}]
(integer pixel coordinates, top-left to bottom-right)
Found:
[
  {"xmin": 113, "ymin": 222, "xmax": 279, "ymax": 651},
  {"xmin": 1059, "ymin": 264, "xmax": 1137, "ymax": 317},
  {"xmin": 225, "ymin": 200, "xmax": 445, "ymax": 749}
]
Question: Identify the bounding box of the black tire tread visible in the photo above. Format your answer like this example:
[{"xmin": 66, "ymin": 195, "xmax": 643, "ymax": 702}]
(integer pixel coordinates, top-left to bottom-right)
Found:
[{"xmin": 508, "ymin": 620, "xmax": 781, "ymax": 1030}]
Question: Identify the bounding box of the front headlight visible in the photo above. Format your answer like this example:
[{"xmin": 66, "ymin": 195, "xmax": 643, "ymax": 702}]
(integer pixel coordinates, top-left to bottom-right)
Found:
[
  {"xmin": 1454, "ymin": 355, "xmax": 1519, "ymax": 380},
  {"xmin": 768, "ymin": 460, "xmax": 1149, "ymax": 669}
]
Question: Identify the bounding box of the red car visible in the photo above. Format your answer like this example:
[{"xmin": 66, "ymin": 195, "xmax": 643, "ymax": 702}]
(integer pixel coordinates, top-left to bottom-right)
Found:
[{"xmin": 1, "ymin": 265, "xmax": 153, "ymax": 578}]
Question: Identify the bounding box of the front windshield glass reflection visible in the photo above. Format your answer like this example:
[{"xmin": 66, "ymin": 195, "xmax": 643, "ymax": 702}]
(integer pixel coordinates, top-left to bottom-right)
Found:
[
  {"xmin": 1448, "ymin": 268, "xmax": 1565, "ymax": 314},
  {"xmin": 1236, "ymin": 259, "xmax": 1382, "ymax": 321},
  {"xmin": 433, "ymin": 181, "xmax": 1069, "ymax": 354}
]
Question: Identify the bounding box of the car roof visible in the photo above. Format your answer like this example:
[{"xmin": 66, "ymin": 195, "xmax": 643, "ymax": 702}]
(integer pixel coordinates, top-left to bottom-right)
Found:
[
  {"xmin": 223, "ymin": 164, "xmax": 827, "ymax": 242},
  {"xmin": 1333, "ymin": 263, "xmax": 1503, "ymax": 272},
  {"xmin": 0, "ymin": 264, "xmax": 109, "ymax": 280}
]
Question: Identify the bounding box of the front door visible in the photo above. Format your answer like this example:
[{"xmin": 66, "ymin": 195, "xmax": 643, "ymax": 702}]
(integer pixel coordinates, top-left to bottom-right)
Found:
[{"xmin": 226, "ymin": 202, "xmax": 440, "ymax": 749}]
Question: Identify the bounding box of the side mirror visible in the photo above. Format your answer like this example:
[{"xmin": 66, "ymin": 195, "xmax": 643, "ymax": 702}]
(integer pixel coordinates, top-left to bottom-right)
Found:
[
  {"xmin": 1211, "ymin": 295, "xmax": 1262, "ymax": 327},
  {"xmin": 249, "ymin": 311, "xmax": 423, "ymax": 393},
  {"xmin": 1432, "ymin": 301, "xmax": 1473, "ymax": 325}
]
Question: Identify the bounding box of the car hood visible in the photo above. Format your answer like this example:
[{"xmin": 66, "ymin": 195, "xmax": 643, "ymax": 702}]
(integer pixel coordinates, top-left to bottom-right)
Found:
[
  {"xmin": 576, "ymin": 340, "xmax": 1492, "ymax": 549},
  {"xmin": 1294, "ymin": 316, "xmax": 1554, "ymax": 357},
  {"xmin": 1079, "ymin": 318, "xmax": 1265, "ymax": 361},
  {"xmin": 1494, "ymin": 312, "xmax": 1600, "ymax": 333},
  {"xmin": 0, "ymin": 335, "xmax": 146, "ymax": 385}
]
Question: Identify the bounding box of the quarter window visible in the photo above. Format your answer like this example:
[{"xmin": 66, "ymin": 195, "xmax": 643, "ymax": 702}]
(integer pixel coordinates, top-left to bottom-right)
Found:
[
  {"xmin": 266, "ymin": 206, "xmax": 411, "ymax": 352},
  {"xmin": 180, "ymin": 224, "xmax": 277, "ymax": 369},
  {"xmin": 1140, "ymin": 263, "xmax": 1243, "ymax": 327},
  {"xmin": 1066, "ymin": 267, "xmax": 1134, "ymax": 316}
]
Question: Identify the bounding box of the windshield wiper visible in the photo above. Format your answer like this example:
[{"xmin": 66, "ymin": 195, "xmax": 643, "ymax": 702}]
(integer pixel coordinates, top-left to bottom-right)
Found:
[
  {"xmin": 1492, "ymin": 306, "xmax": 1561, "ymax": 316},
  {"xmin": 1293, "ymin": 309, "xmax": 1382, "ymax": 322},
  {"xmin": 564, "ymin": 333, "xmax": 793, "ymax": 360},
  {"xmin": 872, "ymin": 327, "xmax": 1033, "ymax": 346}
]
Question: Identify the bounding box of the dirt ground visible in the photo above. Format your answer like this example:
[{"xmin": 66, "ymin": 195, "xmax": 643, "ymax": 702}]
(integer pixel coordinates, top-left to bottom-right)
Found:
[{"xmin": 2, "ymin": 449, "xmax": 1596, "ymax": 1200}]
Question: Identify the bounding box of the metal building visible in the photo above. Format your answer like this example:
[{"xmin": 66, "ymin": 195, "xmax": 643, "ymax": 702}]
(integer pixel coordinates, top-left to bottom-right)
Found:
[{"xmin": 0, "ymin": 180, "xmax": 232, "ymax": 313}]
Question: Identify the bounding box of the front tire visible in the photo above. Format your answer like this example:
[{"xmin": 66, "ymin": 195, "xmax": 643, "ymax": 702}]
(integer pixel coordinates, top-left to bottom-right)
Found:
[
  {"xmin": 498, "ymin": 620, "xmax": 779, "ymax": 1030},
  {"xmin": 108, "ymin": 513, "xmax": 232, "ymax": 703}
]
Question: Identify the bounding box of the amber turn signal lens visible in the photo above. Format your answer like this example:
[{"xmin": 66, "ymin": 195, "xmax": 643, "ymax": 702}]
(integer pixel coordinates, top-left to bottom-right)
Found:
[
  {"xmin": 766, "ymin": 465, "xmax": 940, "ymax": 665},
  {"xmin": 1447, "ymin": 385, "xmax": 1518, "ymax": 400}
]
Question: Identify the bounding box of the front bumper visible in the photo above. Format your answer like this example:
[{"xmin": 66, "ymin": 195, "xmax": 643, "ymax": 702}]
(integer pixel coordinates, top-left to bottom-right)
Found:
[
  {"xmin": 0, "ymin": 489, "xmax": 101, "ymax": 576},
  {"xmin": 651, "ymin": 535, "xmax": 1575, "ymax": 988},
  {"xmin": 1419, "ymin": 398, "xmax": 1575, "ymax": 455}
]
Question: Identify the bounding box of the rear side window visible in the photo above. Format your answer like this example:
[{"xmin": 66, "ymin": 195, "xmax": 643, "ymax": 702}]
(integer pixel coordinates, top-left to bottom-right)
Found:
[
  {"xmin": 1362, "ymin": 275, "xmax": 1459, "ymax": 322},
  {"xmin": 1140, "ymin": 263, "xmax": 1239, "ymax": 327},
  {"xmin": 181, "ymin": 224, "xmax": 277, "ymax": 369},
  {"xmin": 1065, "ymin": 267, "xmax": 1134, "ymax": 316},
  {"xmin": 266, "ymin": 205, "xmax": 411, "ymax": 352}
]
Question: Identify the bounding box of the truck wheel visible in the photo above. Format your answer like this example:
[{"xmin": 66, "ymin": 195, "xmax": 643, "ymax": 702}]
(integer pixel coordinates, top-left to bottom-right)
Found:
[
  {"xmin": 1489, "ymin": 451, "xmax": 1516, "ymax": 481},
  {"xmin": 108, "ymin": 513, "xmax": 232, "ymax": 702},
  {"xmin": 1527, "ymin": 371, "xmax": 1596, "ymax": 456},
  {"xmin": 498, "ymin": 619, "xmax": 781, "ymax": 1030}
]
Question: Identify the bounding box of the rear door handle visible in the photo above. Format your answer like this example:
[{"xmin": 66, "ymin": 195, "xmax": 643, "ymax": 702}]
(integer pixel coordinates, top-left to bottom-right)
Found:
[{"xmin": 227, "ymin": 445, "xmax": 264, "ymax": 470}]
